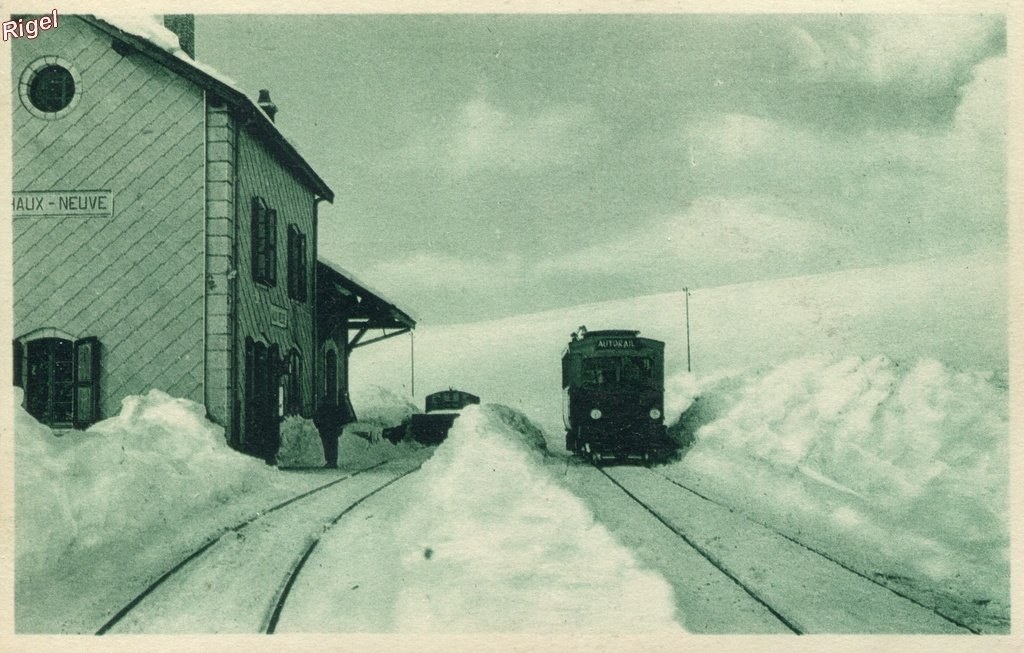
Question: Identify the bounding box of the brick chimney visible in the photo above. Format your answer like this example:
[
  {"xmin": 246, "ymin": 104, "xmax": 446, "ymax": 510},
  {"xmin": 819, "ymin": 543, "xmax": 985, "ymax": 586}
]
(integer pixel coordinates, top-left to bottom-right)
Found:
[
  {"xmin": 257, "ymin": 89, "xmax": 278, "ymax": 122},
  {"xmin": 163, "ymin": 14, "xmax": 195, "ymax": 58}
]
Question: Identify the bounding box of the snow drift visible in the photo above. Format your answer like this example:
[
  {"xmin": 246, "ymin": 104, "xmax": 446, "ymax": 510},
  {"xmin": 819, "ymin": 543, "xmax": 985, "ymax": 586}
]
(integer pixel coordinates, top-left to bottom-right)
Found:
[
  {"xmin": 668, "ymin": 354, "xmax": 1008, "ymax": 606},
  {"xmin": 350, "ymin": 383, "xmax": 420, "ymax": 427},
  {"xmin": 389, "ymin": 404, "xmax": 681, "ymax": 632},
  {"xmin": 14, "ymin": 388, "xmax": 275, "ymax": 570},
  {"xmin": 275, "ymin": 416, "xmax": 325, "ymax": 468},
  {"xmin": 14, "ymin": 388, "xmax": 413, "ymax": 597}
]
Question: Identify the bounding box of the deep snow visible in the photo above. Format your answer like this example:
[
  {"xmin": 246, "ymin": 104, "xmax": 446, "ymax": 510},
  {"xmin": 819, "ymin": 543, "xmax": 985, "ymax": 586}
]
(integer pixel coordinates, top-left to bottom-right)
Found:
[
  {"xmin": 664, "ymin": 355, "xmax": 1009, "ymax": 630},
  {"xmin": 13, "ymin": 387, "xmax": 419, "ymax": 632},
  {"xmin": 280, "ymin": 403, "xmax": 682, "ymax": 633},
  {"xmin": 14, "ymin": 387, "xmax": 681, "ymax": 633},
  {"xmin": 11, "ymin": 252, "xmax": 1009, "ymax": 634},
  {"xmin": 344, "ymin": 252, "xmax": 1009, "ymax": 630},
  {"xmin": 389, "ymin": 404, "xmax": 679, "ymax": 632}
]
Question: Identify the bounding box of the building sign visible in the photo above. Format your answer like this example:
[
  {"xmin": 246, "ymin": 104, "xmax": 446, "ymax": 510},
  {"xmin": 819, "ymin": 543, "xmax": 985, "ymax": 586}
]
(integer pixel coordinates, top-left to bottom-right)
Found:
[
  {"xmin": 13, "ymin": 190, "xmax": 113, "ymax": 219},
  {"xmin": 270, "ymin": 305, "xmax": 288, "ymax": 329},
  {"xmin": 595, "ymin": 338, "xmax": 637, "ymax": 350}
]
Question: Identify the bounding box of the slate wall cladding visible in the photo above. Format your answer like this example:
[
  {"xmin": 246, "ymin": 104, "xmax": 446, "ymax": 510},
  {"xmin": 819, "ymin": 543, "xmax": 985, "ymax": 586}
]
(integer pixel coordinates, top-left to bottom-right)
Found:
[{"xmin": 12, "ymin": 16, "xmax": 206, "ymax": 419}]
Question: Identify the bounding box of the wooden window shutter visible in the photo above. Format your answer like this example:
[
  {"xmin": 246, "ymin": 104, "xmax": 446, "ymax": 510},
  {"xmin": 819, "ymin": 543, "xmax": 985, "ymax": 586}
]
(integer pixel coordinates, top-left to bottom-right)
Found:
[
  {"xmin": 287, "ymin": 226, "xmax": 297, "ymax": 299},
  {"xmin": 13, "ymin": 339, "xmax": 23, "ymax": 388},
  {"xmin": 73, "ymin": 337, "xmax": 101, "ymax": 428},
  {"xmin": 251, "ymin": 197, "xmax": 265, "ymax": 283},
  {"xmin": 299, "ymin": 232, "xmax": 308, "ymax": 301},
  {"xmin": 266, "ymin": 209, "xmax": 278, "ymax": 285}
]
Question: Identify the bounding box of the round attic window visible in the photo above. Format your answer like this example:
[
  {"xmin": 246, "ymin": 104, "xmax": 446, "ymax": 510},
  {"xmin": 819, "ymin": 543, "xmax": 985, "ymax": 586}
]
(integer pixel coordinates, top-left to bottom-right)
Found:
[{"xmin": 20, "ymin": 57, "xmax": 81, "ymax": 120}]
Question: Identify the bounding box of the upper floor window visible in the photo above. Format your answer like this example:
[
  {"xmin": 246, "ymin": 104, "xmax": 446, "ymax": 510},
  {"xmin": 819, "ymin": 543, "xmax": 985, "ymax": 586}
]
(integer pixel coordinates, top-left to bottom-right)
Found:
[
  {"xmin": 251, "ymin": 197, "xmax": 277, "ymax": 286},
  {"xmin": 19, "ymin": 56, "xmax": 82, "ymax": 120},
  {"xmin": 287, "ymin": 225, "xmax": 308, "ymax": 302}
]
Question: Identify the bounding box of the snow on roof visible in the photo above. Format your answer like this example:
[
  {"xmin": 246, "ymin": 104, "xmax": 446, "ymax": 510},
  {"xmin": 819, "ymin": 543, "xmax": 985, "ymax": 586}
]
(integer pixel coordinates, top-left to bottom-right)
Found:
[
  {"xmin": 94, "ymin": 14, "xmax": 244, "ymax": 94},
  {"xmin": 318, "ymin": 256, "xmax": 419, "ymax": 324},
  {"xmin": 89, "ymin": 14, "xmax": 330, "ymax": 200}
]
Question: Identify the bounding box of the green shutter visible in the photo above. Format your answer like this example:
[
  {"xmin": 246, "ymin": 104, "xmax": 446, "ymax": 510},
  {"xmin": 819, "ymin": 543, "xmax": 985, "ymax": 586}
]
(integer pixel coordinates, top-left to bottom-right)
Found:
[
  {"xmin": 13, "ymin": 339, "xmax": 23, "ymax": 388},
  {"xmin": 73, "ymin": 337, "xmax": 101, "ymax": 428}
]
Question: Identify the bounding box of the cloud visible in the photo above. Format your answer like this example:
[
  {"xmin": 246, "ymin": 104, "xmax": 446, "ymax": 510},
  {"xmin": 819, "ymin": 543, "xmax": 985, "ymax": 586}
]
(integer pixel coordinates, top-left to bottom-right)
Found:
[
  {"xmin": 365, "ymin": 251, "xmax": 526, "ymax": 295},
  {"xmin": 397, "ymin": 94, "xmax": 600, "ymax": 175},
  {"xmin": 862, "ymin": 15, "xmax": 1002, "ymax": 88},
  {"xmin": 954, "ymin": 56, "xmax": 1006, "ymax": 144},
  {"xmin": 788, "ymin": 15, "xmax": 1003, "ymax": 91},
  {"xmin": 539, "ymin": 196, "xmax": 839, "ymax": 276},
  {"xmin": 686, "ymin": 51, "xmax": 1005, "ymax": 230}
]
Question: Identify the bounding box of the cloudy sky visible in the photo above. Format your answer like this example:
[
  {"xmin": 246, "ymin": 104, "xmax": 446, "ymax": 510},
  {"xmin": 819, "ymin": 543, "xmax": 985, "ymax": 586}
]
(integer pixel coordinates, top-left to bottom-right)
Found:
[{"xmin": 196, "ymin": 13, "xmax": 1006, "ymax": 325}]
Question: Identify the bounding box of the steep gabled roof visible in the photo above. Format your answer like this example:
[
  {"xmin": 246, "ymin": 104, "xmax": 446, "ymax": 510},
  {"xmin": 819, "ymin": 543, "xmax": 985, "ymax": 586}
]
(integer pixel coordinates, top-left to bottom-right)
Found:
[{"xmin": 82, "ymin": 15, "xmax": 334, "ymax": 202}]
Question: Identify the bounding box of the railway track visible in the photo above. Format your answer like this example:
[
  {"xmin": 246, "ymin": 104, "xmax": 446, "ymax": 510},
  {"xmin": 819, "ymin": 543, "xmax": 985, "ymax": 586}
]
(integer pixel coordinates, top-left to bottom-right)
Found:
[
  {"xmin": 594, "ymin": 466, "xmax": 803, "ymax": 633},
  {"xmin": 590, "ymin": 463, "xmax": 974, "ymax": 634},
  {"xmin": 96, "ymin": 457, "xmax": 423, "ymax": 634},
  {"xmin": 263, "ymin": 467, "xmax": 417, "ymax": 633},
  {"xmin": 647, "ymin": 469, "xmax": 981, "ymax": 634}
]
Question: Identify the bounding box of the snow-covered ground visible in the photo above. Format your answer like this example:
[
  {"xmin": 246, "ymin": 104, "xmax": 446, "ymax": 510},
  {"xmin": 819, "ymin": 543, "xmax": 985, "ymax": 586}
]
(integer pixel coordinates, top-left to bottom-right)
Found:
[
  {"xmin": 14, "ymin": 385, "xmax": 682, "ymax": 633},
  {"xmin": 347, "ymin": 250, "xmax": 1010, "ymax": 630},
  {"xmin": 13, "ymin": 388, "xmax": 417, "ymax": 633},
  {"xmin": 280, "ymin": 404, "xmax": 682, "ymax": 633},
  {"xmin": 12, "ymin": 250, "xmax": 1010, "ymax": 633},
  {"xmin": 663, "ymin": 355, "xmax": 1009, "ymax": 630}
]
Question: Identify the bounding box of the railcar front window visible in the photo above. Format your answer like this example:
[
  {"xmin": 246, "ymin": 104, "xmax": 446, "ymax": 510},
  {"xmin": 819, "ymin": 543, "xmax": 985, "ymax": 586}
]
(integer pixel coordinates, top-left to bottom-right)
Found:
[
  {"xmin": 622, "ymin": 357, "xmax": 654, "ymax": 383},
  {"xmin": 583, "ymin": 357, "xmax": 620, "ymax": 385}
]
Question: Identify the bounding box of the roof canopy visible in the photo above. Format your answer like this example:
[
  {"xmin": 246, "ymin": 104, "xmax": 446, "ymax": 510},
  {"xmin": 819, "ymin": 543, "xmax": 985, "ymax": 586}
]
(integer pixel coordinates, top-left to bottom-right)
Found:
[{"xmin": 317, "ymin": 260, "xmax": 415, "ymax": 349}]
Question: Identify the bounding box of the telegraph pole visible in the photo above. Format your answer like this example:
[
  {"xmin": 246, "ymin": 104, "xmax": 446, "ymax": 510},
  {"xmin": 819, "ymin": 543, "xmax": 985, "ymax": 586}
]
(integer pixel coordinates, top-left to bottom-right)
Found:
[
  {"xmin": 410, "ymin": 330, "xmax": 416, "ymax": 397},
  {"xmin": 685, "ymin": 287, "xmax": 692, "ymax": 373}
]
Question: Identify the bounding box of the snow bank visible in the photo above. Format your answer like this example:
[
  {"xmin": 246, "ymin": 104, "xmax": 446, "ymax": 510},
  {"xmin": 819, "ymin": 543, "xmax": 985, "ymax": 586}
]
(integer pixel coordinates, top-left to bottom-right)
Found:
[
  {"xmin": 275, "ymin": 416, "xmax": 325, "ymax": 468},
  {"xmin": 389, "ymin": 404, "xmax": 680, "ymax": 632},
  {"xmin": 15, "ymin": 389, "xmax": 271, "ymax": 570},
  {"xmin": 351, "ymin": 384, "xmax": 419, "ymax": 427},
  {"xmin": 669, "ymin": 355, "xmax": 1009, "ymax": 602}
]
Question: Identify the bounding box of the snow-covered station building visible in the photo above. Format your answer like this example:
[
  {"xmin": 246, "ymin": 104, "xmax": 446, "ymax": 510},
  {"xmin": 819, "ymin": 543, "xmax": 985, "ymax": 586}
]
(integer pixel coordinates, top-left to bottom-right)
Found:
[{"xmin": 11, "ymin": 14, "xmax": 414, "ymax": 459}]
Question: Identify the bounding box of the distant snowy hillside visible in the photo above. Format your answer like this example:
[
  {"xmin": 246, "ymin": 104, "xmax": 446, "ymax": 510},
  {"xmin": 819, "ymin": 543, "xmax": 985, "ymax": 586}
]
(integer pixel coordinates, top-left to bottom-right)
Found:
[{"xmin": 350, "ymin": 251, "xmax": 1006, "ymax": 439}]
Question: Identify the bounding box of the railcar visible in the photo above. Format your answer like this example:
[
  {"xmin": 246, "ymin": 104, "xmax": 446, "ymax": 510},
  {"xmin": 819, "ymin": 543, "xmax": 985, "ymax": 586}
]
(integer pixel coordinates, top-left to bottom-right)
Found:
[
  {"xmin": 562, "ymin": 328, "xmax": 675, "ymax": 464},
  {"xmin": 407, "ymin": 388, "xmax": 480, "ymax": 445}
]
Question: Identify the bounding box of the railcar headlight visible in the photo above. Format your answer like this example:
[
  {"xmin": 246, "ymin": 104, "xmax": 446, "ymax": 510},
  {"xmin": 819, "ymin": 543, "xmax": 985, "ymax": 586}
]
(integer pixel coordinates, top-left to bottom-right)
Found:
[
  {"xmin": 590, "ymin": 408, "xmax": 602, "ymax": 420},
  {"xmin": 649, "ymin": 408, "xmax": 662, "ymax": 420}
]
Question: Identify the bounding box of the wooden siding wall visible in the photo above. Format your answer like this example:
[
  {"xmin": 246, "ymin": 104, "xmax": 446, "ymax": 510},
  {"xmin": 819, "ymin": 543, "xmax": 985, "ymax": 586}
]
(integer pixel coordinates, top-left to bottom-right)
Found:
[
  {"xmin": 205, "ymin": 102, "xmax": 235, "ymax": 436},
  {"xmin": 234, "ymin": 126, "xmax": 317, "ymax": 429},
  {"xmin": 12, "ymin": 18, "xmax": 206, "ymax": 418}
]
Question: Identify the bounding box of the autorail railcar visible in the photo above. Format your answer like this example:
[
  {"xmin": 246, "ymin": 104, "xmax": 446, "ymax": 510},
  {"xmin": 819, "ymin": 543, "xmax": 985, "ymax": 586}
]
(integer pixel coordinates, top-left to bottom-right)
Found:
[
  {"xmin": 407, "ymin": 388, "xmax": 480, "ymax": 445},
  {"xmin": 562, "ymin": 328, "xmax": 676, "ymax": 464}
]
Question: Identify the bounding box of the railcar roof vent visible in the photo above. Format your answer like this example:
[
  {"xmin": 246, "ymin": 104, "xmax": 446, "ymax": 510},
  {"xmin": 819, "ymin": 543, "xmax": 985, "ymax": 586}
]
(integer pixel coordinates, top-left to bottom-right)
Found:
[{"xmin": 257, "ymin": 89, "xmax": 278, "ymax": 122}]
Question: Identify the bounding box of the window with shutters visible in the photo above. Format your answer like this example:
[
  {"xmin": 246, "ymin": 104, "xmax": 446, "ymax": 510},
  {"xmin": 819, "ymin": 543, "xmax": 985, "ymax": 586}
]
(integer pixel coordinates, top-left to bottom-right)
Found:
[
  {"xmin": 287, "ymin": 225, "xmax": 307, "ymax": 302},
  {"xmin": 18, "ymin": 335, "xmax": 101, "ymax": 428},
  {"xmin": 251, "ymin": 196, "xmax": 277, "ymax": 286}
]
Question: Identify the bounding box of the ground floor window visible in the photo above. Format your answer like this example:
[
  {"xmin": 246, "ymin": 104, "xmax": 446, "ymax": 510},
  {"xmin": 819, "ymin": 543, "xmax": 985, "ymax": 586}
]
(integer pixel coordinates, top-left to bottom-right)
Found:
[{"xmin": 16, "ymin": 335, "xmax": 101, "ymax": 428}]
